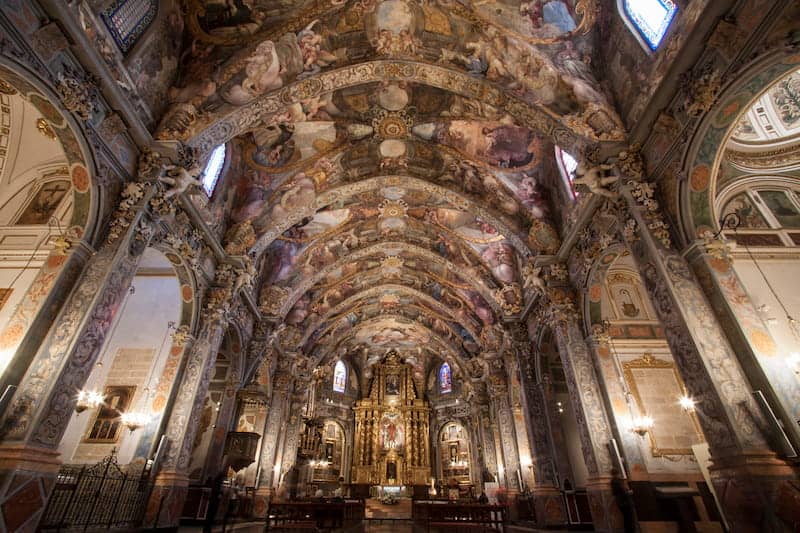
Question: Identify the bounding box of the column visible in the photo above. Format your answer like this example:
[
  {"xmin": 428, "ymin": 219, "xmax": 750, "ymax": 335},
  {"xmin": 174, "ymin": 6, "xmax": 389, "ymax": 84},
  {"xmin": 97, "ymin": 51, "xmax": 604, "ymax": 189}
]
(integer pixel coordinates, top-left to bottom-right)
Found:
[
  {"xmin": 511, "ymin": 322, "xmax": 568, "ymax": 526},
  {"xmin": 543, "ymin": 283, "xmax": 624, "ymax": 533},
  {"xmin": 144, "ymin": 270, "xmax": 234, "ymax": 528},
  {"xmin": 252, "ymin": 371, "xmax": 291, "ymax": 517},
  {"xmin": 488, "ymin": 369, "xmax": 521, "ymax": 494},
  {"xmin": 684, "ymin": 237, "xmax": 800, "ymax": 450},
  {"xmin": 0, "ymin": 183, "xmax": 159, "ymax": 532},
  {"xmin": 276, "ymin": 395, "xmax": 304, "ymax": 488},
  {"xmin": 584, "ymin": 333, "xmax": 647, "ymax": 475},
  {"xmin": 618, "ymin": 178, "xmax": 800, "ymax": 531}
]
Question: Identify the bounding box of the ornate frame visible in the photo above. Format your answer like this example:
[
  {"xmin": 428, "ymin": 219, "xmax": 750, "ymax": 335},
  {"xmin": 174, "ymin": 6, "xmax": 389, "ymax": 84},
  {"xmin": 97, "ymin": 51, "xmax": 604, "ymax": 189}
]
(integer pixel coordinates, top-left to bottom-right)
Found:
[{"xmin": 622, "ymin": 353, "xmax": 701, "ymax": 456}]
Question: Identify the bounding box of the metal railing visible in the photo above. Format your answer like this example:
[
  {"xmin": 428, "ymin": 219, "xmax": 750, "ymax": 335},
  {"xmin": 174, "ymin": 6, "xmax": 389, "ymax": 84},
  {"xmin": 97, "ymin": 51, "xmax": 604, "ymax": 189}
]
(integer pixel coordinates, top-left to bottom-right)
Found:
[{"xmin": 38, "ymin": 451, "xmax": 153, "ymax": 531}]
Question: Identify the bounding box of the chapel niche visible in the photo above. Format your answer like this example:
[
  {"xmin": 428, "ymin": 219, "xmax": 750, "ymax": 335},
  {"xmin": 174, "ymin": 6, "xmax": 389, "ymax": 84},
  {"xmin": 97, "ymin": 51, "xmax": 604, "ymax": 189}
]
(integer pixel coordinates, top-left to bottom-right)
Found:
[{"xmin": 351, "ymin": 351, "xmax": 431, "ymax": 489}]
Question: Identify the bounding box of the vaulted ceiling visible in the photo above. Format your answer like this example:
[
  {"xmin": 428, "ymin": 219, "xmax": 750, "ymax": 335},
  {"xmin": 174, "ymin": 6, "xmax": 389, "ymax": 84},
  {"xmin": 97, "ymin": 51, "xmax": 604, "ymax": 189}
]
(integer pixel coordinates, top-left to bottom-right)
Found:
[{"xmin": 162, "ymin": 0, "xmax": 623, "ymax": 385}]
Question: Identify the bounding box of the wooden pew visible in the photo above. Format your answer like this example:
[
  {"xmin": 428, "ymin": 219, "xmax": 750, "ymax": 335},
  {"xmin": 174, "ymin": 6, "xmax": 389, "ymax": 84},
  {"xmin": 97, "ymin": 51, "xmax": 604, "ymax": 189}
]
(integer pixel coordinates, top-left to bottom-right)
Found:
[
  {"xmin": 413, "ymin": 501, "xmax": 507, "ymax": 532},
  {"xmin": 266, "ymin": 499, "xmax": 365, "ymax": 531}
]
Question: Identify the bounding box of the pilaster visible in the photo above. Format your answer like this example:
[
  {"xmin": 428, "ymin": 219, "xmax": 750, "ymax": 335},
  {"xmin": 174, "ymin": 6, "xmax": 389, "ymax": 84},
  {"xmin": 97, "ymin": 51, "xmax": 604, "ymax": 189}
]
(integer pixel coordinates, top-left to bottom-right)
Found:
[
  {"xmin": 0, "ymin": 182, "xmax": 161, "ymax": 532},
  {"xmin": 618, "ymin": 178, "xmax": 800, "ymax": 531},
  {"xmin": 684, "ymin": 237, "xmax": 800, "ymax": 451},
  {"xmin": 541, "ymin": 277, "xmax": 624, "ymax": 532},
  {"xmin": 143, "ymin": 265, "xmax": 235, "ymax": 528}
]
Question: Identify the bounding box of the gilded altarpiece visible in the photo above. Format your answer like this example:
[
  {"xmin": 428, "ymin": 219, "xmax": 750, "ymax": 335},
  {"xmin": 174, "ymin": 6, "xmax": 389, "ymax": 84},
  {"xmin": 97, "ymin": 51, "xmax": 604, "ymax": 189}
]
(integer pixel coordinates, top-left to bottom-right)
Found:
[{"xmin": 352, "ymin": 352, "xmax": 431, "ymax": 486}]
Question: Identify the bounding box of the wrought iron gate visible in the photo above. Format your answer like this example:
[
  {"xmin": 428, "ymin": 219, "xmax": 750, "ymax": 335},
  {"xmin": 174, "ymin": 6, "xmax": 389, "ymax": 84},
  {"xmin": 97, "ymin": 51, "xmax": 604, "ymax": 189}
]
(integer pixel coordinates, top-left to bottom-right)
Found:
[{"xmin": 38, "ymin": 451, "xmax": 153, "ymax": 531}]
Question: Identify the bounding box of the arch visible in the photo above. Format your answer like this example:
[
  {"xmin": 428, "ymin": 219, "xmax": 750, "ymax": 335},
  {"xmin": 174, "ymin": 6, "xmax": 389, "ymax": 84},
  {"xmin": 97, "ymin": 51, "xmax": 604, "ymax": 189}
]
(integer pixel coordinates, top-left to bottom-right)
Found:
[
  {"xmin": 251, "ymin": 175, "xmax": 533, "ymax": 259},
  {"xmin": 680, "ymin": 52, "xmax": 800, "ymax": 244},
  {"xmin": 0, "ymin": 60, "xmax": 104, "ymax": 383},
  {"xmin": 617, "ymin": 0, "xmax": 677, "ymax": 51},
  {"xmin": 184, "ymin": 60, "xmax": 600, "ymax": 158}
]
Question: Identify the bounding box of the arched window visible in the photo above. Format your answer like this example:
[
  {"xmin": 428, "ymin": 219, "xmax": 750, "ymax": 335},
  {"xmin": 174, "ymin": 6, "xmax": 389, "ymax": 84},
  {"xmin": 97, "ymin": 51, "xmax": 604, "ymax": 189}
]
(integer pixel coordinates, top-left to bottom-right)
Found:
[
  {"xmin": 439, "ymin": 362, "xmax": 452, "ymax": 394},
  {"xmin": 333, "ymin": 360, "xmax": 347, "ymax": 393},
  {"xmin": 555, "ymin": 146, "xmax": 579, "ymax": 199},
  {"xmin": 620, "ymin": 0, "xmax": 677, "ymax": 51},
  {"xmin": 101, "ymin": 0, "xmax": 158, "ymax": 54},
  {"xmin": 201, "ymin": 145, "xmax": 226, "ymax": 196},
  {"xmin": 719, "ymin": 182, "xmax": 800, "ymax": 247}
]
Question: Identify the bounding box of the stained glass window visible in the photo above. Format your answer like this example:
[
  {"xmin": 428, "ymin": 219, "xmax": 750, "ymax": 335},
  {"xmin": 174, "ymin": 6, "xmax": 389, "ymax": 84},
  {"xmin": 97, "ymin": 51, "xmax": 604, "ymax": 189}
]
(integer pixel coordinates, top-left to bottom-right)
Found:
[
  {"xmin": 439, "ymin": 362, "xmax": 452, "ymax": 394},
  {"xmin": 333, "ymin": 360, "xmax": 347, "ymax": 393},
  {"xmin": 101, "ymin": 0, "xmax": 158, "ymax": 54},
  {"xmin": 623, "ymin": 0, "xmax": 677, "ymax": 50},
  {"xmin": 202, "ymin": 145, "xmax": 226, "ymax": 196}
]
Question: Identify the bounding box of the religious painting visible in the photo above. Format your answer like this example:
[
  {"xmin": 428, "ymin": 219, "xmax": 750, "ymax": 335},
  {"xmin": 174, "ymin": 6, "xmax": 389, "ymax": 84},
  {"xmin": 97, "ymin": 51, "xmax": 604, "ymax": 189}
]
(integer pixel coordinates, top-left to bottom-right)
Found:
[
  {"xmin": 86, "ymin": 385, "xmax": 135, "ymax": 443},
  {"xmin": 380, "ymin": 412, "xmax": 404, "ymax": 451},
  {"xmin": 385, "ymin": 374, "xmax": 400, "ymax": 396},
  {"xmin": 15, "ymin": 180, "xmax": 70, "ymax": 225},
  {"xmin": 622, "ymin": 354, "xmax": 702, "ymax": 456}
]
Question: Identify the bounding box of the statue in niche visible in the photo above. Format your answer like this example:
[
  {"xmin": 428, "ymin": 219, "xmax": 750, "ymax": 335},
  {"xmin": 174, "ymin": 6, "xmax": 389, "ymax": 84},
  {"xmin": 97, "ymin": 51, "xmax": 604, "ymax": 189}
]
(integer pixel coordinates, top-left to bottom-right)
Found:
[{"xmin": 386, "ymin": 461, "xmax": 397, "ymax": 480}]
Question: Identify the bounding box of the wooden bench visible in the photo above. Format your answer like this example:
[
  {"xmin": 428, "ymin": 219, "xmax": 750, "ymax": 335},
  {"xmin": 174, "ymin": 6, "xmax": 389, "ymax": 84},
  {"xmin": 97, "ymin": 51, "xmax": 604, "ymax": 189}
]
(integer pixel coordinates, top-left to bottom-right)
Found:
[
  {"xmin": 413, "ymin": 501, "xmax": 507, "ymax": 532},
  {"xmin": 266, "ymin": 500, "xmax": 365, "ymax": 531}
]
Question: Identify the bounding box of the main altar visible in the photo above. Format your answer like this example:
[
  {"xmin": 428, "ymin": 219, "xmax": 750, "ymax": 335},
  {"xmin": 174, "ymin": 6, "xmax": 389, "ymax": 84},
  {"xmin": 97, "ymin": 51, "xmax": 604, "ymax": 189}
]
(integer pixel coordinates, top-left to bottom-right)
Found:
[{"xmin": 351, "ymin": 351, "xmax": 431, "ymax": 488}]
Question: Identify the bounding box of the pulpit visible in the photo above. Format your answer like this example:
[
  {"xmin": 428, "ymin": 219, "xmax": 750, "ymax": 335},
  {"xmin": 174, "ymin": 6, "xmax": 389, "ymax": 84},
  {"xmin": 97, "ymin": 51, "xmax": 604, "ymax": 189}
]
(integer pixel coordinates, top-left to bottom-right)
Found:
[{"xmin": 224, "ymin": 431, "xmax": 261, "ymax": 471}]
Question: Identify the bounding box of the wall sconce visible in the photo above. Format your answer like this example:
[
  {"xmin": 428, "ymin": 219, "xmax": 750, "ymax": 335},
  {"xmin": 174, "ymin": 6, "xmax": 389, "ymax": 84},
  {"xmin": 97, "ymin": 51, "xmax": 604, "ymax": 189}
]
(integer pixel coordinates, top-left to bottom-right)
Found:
[
  {"xmin": 75, "ymin": 390, "xmax": 104, "ymax": 413},
  {"xmin": 631, "ymin": 416, "xmax": 654, "ymax": 436},
  {"xmin": 556, "ymin": 400, "xmax": 564, "ymax": 414},
  {"xmin": 120, "ymin": 412, "xmax": 150, "ymax": 432},
  {"xmin": 679, "ymin": 395, "xmax": 696, "ymax": 412}
]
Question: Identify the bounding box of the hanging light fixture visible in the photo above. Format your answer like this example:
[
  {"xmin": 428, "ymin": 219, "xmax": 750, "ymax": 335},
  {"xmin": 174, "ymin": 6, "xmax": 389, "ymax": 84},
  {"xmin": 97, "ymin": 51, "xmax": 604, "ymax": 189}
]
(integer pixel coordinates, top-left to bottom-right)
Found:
[
  {"xmin": 75, "ymin": 390, "xmax": 104, "ymax": 413},
  {"xmin": 631, "ymin": 415, "xmax": 654, "ymax": 436},
  {"xmin": 120, "ymin": 411, "xmax": 150, "ymax": 432}
]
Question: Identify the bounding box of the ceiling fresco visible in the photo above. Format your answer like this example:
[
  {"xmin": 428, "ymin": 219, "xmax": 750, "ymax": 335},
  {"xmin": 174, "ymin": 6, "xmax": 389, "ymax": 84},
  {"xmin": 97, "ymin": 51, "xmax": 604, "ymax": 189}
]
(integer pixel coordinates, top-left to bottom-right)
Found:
[{"xmin": 167, "ymin": 0, "xmax": 621, "ymax": 384}]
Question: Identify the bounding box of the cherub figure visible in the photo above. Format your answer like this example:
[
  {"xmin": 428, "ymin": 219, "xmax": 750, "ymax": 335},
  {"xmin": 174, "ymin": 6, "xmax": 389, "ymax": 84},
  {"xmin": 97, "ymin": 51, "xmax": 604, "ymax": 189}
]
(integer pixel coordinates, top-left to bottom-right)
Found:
[
  {"xmin": 159, "ymin": 164, "xmax": 203, "ymax": 198},
  {"xmin": 572, "ymin": 161, "xmax": 618, "ymax": 199}
]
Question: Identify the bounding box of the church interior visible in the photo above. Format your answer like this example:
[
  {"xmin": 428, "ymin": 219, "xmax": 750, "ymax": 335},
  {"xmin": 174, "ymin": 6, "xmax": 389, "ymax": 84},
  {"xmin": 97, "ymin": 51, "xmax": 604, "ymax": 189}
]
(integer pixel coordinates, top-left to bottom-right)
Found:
[{"xmin": 0, "ymin": 0, "xmax": 798, "ymax": 531}]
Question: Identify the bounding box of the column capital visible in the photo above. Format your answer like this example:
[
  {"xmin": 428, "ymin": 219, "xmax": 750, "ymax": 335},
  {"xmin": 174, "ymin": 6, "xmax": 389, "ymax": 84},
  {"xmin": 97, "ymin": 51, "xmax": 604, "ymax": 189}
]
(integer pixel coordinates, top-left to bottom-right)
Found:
[{"xmin": 682, "ymin": 236, "xmax": 735, "ymax": 266}]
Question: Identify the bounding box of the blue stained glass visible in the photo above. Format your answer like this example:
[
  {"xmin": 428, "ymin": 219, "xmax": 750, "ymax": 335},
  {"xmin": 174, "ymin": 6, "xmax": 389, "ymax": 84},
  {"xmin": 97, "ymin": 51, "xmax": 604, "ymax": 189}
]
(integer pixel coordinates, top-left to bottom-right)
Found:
[
  {"xmin": 439, "ymin": 363, "xmax": 452, "ymax": 394},
  {"xmin": 333, "ymin": 360, "xmax": 347, "ymax": 393},
  {"xmin": 101, "ymin": 0, "xmax": 158, "ymax": 54},
  {"xmin": 202, "ymin": 145, "xmax": 226, "ymax": 196},
  {"xmin": 624, "ymin": 0, "xmax": 677, "ymax": 50}
]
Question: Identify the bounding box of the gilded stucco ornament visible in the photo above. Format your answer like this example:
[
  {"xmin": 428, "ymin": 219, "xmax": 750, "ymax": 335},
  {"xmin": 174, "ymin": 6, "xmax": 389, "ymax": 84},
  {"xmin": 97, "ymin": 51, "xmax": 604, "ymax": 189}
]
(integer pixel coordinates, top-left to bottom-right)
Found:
[
  {"xmin": 232, "ymin": 256, "xmax": 257, "ymax": 295},
  {"xmin": 572, "ymin": 160, "xmax": 618, "ymax": 198},
  {"xmin": 616, "ymin": 143, "xmax": 644, "ymax": 180},
  {"xmin": 628, "ymin": 180, "xmax": 672, "ymax": 249},
  {"xmin": 55, "ymin": 69, "xmax": 98, "ymax": 121},
  {"xmin": 700, "ymin": 232, "xmax": 734, "ymax": 262},
  {"xmin": 171, "ymin": 324, "xmax": 194, "ymax": 347},
  {"xmin": 259, "ymin": 285, "xmax": 289, "ymax": 316},
  {"xmin": 494, "ymin": 283, "xmax": 523, "ymax": 315},
  {"xmin": 158, "ymin": 164, "xmax": 204, "ymax": 198},
  {"xmin": 680, "ymin": 64, "xmax": 723, "ymax": 118},
  {"xmin": 545, "ymin": 262, "xmax": 568, "ymax": 282},
  {"xmin": 521, "ymin": 260, "xmax": 545, "ymax": 294},
  {"xmin": 107, "ymin": 182, "xmax": 147, "ymax": 244},
  {"xmin": 224, "ymin": 220, "xmax": 257, "ymax": 256},
  {"xmin": 137, "ymin": 148, "xmax": 165, "ymax": 180}
]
